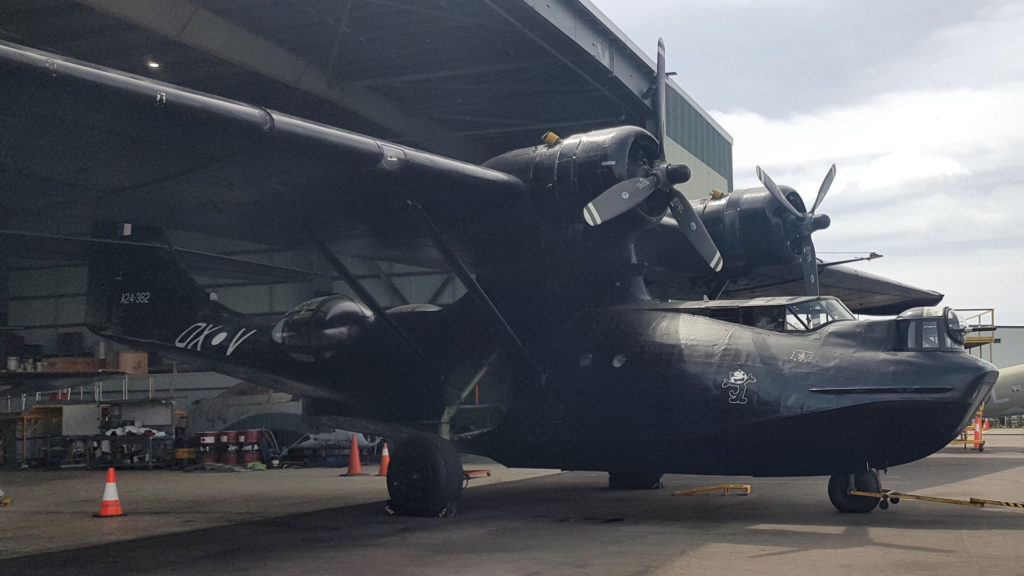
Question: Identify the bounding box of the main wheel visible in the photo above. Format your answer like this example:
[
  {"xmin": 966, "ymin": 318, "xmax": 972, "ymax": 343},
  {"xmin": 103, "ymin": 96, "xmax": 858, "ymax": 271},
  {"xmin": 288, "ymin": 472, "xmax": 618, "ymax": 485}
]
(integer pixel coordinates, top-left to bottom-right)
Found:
[
  {"xmin": 386, "ymin": 435, "xmax": 463, "ymax": 517},
  {"xmin": 827, "ymin": 470, "xmax": 881, "ymax": 513},
  {"xmin": 608, "ymin": 469, "xmax": 663, "ymax": 490}
]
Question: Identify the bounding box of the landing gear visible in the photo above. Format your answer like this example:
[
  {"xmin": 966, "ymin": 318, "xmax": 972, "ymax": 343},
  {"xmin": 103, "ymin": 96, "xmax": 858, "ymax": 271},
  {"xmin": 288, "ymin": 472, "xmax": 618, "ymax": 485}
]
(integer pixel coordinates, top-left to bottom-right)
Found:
[
  {"xmin": 827, "ymin": 469, "xmax": 881, "ymax": 513},
  {"xmin": 608, "ymin": 469, "xmax": 663, "ymax": 490},
  {"xmin": 386, "ymin": 435, "xmax": 463, "ymax": 517}
]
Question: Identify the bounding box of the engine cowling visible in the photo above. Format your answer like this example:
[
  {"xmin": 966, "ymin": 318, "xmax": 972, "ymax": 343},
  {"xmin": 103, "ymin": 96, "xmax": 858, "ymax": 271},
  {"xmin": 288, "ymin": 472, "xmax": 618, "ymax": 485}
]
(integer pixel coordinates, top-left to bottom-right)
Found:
[
  {"xmin": 695, "ymin": 186, "xmax": 811, "ymax": 273},
  {"xmin": 483, "ymin": 126, "xmax": 667, "ymax": 228}
]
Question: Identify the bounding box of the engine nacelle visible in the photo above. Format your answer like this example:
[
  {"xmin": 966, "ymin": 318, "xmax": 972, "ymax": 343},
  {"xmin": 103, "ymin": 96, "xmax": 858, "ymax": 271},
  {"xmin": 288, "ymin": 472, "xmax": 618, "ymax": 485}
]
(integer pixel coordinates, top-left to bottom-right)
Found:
[
  {"xmin": 271, "ymin": 295, "xmax": 374, "ymax": 360},
  {"xmin": 483, "ymin": 126, "xmax": 666, "ymax": 227},
  {"xmin": 695, "ymin": 186, "xmax": 809, "ymax": 273}
]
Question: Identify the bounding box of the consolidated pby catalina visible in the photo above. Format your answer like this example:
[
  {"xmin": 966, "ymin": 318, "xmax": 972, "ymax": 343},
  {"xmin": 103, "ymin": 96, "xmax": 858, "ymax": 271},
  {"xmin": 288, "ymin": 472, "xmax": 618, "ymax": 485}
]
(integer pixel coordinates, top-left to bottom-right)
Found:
[{"xmin": 0, "ymin": 39, "xmax": 997, "ymax": 516}]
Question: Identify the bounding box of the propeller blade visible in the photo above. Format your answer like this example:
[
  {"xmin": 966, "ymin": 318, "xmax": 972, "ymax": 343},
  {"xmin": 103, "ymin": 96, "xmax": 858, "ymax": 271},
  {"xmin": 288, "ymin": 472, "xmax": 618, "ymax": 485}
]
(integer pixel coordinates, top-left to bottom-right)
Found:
[
  {"xmin": 756, "ymin": 166, "xmax": 803, "ymax": 219},
  {"xmin": 656, "ymin": 38, "xmax": 667, "ymax": 162},
  {"xmin": 810, "ymin": 164, "xmax": 836, "ymax": 214},
  {"xmin": 801, "ymin": 237, "xmax": 819, "ymax": 297},
  {"xmin": 582, "ymin": 177, "xmax": 658, "ymax": 227},
  {"xmin": 667, "ymin": 191, "xmax": 723, "ymax": 272}
]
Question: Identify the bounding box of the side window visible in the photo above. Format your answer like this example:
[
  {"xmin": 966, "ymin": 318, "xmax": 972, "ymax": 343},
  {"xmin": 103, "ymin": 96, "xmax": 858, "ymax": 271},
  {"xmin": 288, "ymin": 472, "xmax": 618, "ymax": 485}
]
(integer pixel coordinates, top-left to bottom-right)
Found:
[
  {"xmin": 896, "ymin": 320, "xmax": 917, "ymax": 349},
  {"xmin": 786, "ymin": 309, "xmax": 804, "ymax": 331},
  {"xmin": 896, "ymin": 315, "xmax": 956, "ymax": 351},
  {"xmin": 921, "ymin": 320, "xmax": 940, "ymax": 348},
  {"xmin": 752, "ymin": 308, "xmax": 784, "ymax": 332}
]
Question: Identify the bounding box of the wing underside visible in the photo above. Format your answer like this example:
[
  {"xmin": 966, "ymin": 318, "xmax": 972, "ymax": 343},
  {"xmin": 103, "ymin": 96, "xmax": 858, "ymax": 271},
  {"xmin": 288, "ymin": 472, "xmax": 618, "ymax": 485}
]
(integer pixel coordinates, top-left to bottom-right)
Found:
[
  {"xmin": 1, "ymin": 40, "xmax": 944, "ymax": 315},
  {"xmin": 0, "ymin": 41, "xmax": 530, "ymax": 271}
]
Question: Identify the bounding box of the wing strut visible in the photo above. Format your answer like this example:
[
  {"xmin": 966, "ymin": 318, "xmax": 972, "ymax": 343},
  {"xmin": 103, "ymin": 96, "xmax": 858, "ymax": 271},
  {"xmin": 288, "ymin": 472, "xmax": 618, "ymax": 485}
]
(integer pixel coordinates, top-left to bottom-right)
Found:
[
  {"xmin": 408, "ymin": 201, "xmax": 546, "ymax": 386},
  {"xmin": 309, "ymin": 236, "xmax": 440, "ymax": 378}
]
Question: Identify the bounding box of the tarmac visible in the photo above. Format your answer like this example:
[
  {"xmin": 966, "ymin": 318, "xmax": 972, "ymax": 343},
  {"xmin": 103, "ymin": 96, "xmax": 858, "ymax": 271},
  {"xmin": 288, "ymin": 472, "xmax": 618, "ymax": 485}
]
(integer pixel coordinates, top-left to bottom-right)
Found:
[{"xmin": 1, "ymin": 431, "xmax": 1023, "ymax": 575}]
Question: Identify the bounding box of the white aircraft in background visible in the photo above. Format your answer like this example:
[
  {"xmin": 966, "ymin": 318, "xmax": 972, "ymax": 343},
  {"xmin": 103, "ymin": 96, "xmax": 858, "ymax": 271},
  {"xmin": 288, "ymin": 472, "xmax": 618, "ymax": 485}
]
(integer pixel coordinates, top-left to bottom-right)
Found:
[{"xmin": 986, "ymin": 364, "xmax": 1024, "ymax": 418}]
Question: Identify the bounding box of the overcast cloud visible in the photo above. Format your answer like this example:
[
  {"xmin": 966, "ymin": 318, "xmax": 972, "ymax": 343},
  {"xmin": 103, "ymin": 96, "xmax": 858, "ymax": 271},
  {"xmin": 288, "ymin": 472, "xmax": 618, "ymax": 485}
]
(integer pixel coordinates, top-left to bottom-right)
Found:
[{"xmin": 593, "ymin": 0, "xmax": 1024, "ymax": 324}]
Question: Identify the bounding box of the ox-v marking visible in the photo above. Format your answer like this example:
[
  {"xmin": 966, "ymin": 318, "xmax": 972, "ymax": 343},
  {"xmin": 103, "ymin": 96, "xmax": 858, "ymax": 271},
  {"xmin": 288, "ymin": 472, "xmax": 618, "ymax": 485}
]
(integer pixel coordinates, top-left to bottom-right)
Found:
[{"xmin": 175, "ymin": 322, "xmax": 256, "ymax": 356}]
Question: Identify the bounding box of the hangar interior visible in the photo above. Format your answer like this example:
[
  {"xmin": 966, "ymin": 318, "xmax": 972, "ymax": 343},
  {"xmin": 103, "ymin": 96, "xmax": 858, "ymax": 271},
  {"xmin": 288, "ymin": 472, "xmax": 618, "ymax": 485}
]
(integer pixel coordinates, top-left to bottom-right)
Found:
[
  {"xmin": 0, "ymin": 0, "xmax": 731, "ymax": 356},
  {"xmin": 0, "ymin": 0, "xmax": 733, "ymax": 435}
]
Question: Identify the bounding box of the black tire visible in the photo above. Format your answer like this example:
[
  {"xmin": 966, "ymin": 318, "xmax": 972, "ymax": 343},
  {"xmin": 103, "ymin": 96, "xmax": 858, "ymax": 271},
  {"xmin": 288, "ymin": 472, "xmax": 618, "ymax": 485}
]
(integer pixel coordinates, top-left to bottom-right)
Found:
[
  {"xmin": 608, "ymin": 469, "xmax": 663, "ymax": 490},
  {"xmin": 386, "ymin": 435, "xmax": 463, "ymax": 517},
  {"xmin": 827, "ymin": 470, "xmax": 881, "ymax": 513}
]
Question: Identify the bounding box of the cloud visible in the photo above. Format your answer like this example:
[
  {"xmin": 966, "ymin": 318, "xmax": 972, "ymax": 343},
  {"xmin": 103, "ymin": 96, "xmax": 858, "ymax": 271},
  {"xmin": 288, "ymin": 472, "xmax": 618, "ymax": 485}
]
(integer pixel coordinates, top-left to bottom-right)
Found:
[
  {"xmin": 593, "ymin": 0, "xmax": 989, "ymax": 114},
  {"xmin": 867, "ymin": 1, "xmax": 1024, "ymax": 93},
  {"xmin": 719, "ymin": 85, "xmax": 1024, "ymax": 190},
  {"xmin": 854, "ymin": 151, "xmax": 967, "ymax": 190},
  {"xmin": 592, "ymin": 0, "xmax": 1024, "ymax": 323},
  {"xmin": 712, "ymin": 78, "xmax": 1024, "ymax": 323}
]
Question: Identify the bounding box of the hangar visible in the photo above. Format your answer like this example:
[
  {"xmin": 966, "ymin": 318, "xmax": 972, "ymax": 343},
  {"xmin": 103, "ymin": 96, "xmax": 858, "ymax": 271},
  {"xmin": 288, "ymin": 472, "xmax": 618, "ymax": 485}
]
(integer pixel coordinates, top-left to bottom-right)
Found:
[
  {"xmin": 0, "ymin": 1, "xmax": 1007, "ymax": 531},
  {"xmin": 0, "ymin": 1, "xmax": 730, "ymax": 415}
]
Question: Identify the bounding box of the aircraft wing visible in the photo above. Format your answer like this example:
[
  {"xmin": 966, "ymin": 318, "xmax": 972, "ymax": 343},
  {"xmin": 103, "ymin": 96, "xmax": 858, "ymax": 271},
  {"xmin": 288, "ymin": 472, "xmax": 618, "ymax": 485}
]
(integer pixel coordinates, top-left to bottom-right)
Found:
[
  {"xmin": 640, "ymin": 219, "xmax": 943, "ymax": 316},
  {"xmin": 0, "ymin": 40, "xmax": 946, "ymax": 316},
  {"xmin": 718, "ymin": 263, "xmax": 944, "ymax": 316},
  {"xmin": 0, "ymin": 229, "xmax": 321, "ymax": 285},
  {"xmin": 0, "ymin": 41, "xmax": 531, "ymax": 272}
]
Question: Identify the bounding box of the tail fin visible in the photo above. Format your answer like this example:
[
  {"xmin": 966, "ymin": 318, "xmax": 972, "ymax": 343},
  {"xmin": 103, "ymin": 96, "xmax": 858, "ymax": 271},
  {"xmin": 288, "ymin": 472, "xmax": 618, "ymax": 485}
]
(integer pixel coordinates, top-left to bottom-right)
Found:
[{"xmin": 86, "ymin": 223, "xmax": 227, "ymax": 344}]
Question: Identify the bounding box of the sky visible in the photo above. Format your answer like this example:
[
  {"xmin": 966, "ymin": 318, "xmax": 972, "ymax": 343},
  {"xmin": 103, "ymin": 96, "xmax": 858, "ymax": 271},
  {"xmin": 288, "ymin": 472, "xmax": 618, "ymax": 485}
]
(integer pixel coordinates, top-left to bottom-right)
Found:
[{"xmin": 591, "ymin": 0, "xmax": 1024, "ymax": 325}]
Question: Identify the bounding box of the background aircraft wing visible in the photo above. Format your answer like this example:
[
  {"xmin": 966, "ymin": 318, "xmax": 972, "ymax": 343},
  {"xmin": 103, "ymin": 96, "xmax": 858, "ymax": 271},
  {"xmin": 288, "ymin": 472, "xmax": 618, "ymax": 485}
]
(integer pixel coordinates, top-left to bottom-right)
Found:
[{"xmin": 0, "ymin": 41, "xmax": 531, "ymax": 271}]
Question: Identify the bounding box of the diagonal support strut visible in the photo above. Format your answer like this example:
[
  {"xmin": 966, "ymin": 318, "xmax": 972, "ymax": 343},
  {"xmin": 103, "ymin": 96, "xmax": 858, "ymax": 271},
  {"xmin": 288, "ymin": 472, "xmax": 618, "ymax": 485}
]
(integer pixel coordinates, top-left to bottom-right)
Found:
[{"xmin": 408, "ymin": 201, "xmax": 546, "ymax": 386}]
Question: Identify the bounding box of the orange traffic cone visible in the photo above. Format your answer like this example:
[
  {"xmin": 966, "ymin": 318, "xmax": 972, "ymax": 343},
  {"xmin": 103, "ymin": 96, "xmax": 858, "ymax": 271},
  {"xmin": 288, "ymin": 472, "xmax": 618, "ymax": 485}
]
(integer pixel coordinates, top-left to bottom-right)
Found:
[
  {"xmin": 983, "ymin": 418, "xmax": 991, "ymax": 431},
  {"xmin": 345, "ymin": 435, "xmax": 366, "ymax": 476},
  {"xmin": 94, "ymin": 467, "xmax": 124, "ymax": 518},
  {"xmin": 377, "ymin": 443, "xmax": 390, "ymax": 477},
  {"xmin": 973, "ymin": 416, "xmax": 982, "ymax": 450}
]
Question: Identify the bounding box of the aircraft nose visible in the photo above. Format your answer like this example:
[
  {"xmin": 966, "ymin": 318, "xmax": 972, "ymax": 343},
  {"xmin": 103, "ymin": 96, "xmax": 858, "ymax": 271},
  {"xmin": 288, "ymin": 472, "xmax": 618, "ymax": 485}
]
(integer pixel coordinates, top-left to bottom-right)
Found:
[
  {"xmin": 967, "ymin": 367, "xmax": 999, "ymax": 408},
  {"xmin": 951, "ymin": 361, "xmax": 999, "ymax": 429}
]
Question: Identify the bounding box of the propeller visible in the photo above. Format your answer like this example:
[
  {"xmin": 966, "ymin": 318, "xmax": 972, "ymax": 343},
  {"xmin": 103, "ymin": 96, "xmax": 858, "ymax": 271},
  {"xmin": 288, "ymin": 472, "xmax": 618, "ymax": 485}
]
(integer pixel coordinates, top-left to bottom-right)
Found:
[
  {"xmin": 582, "ymin": 39, "xmax": 723, "ymax": 272},
  {"xmin": 755, "ymin": 164, "xmax": 836, "ymax": 296}
]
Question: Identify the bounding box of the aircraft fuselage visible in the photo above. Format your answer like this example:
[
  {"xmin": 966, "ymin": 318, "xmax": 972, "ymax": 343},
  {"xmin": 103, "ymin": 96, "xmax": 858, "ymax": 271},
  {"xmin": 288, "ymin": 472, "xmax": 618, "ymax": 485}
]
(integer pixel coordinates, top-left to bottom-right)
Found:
[
  {"xmin": 486, "ymin": 304, "xmax": 995, "ymax": 477},
  {"xmin": 116, "ymin": 294, "xmax": 996, "ymax": 479}
]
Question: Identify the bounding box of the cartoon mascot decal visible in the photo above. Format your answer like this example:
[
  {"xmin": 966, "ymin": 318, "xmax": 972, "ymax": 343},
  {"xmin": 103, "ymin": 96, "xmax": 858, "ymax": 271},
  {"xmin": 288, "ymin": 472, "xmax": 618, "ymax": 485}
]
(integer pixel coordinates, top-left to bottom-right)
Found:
[{"xmin": 721, "ymin": 368, "xmax": 755, "ymax": 405}]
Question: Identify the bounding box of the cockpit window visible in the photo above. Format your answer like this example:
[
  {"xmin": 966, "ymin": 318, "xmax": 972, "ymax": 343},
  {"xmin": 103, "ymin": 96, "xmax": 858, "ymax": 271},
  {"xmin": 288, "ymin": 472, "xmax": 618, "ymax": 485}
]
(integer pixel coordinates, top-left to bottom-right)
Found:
[
  {"xmin": 783, "ymin": 298, "xmax": 855, "ymax": 332},
  {"xmin": 677, "ymin": 296, "xmax": 855, "ymax": 333}
]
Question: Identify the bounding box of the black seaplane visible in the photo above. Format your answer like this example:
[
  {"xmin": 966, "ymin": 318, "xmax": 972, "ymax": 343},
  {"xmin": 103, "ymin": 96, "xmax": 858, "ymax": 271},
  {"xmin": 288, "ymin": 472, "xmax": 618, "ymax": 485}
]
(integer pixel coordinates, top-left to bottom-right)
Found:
[{"xmin": 0, "ymin": 39, "xmax": 996, "ymax": 516}]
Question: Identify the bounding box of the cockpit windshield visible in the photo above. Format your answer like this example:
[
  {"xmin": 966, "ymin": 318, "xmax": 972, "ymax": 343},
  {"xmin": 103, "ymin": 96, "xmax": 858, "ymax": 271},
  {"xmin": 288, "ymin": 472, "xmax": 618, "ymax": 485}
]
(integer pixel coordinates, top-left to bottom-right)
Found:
[
  {"xmin": 681, "ymin": 296, "xmax": 856, "ymax": 333},
  {"xmin": 784, "ymin": 298, "xmax": 855, "ymax": 331}
]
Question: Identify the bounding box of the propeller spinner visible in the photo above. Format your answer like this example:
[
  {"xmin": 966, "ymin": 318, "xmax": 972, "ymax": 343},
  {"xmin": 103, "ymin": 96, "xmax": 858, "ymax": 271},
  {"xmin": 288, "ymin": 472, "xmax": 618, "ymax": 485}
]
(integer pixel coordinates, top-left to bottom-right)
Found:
[
  {"xmin": 582, "ymin": 39, "xmax": 723, "ymax": 273},
  {"xmin": 755, "ymin": 164, "xmax": 836, "ymax": 296}
]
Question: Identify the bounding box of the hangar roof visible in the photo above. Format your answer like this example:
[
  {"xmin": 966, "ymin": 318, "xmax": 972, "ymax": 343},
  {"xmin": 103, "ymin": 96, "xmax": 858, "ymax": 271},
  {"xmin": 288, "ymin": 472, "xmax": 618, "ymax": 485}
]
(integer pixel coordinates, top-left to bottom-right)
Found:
[{"xmin": 0, "ymin": 0, "xmax": 730, "ymax": 165}]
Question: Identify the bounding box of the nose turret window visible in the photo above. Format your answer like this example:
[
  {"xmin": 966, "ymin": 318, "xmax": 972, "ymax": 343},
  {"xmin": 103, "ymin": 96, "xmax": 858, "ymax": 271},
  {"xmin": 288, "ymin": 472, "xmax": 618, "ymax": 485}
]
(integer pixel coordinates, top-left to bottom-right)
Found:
[{"xmin": 895, "ymin": 306, "xmax": 965, "ymax": 351}]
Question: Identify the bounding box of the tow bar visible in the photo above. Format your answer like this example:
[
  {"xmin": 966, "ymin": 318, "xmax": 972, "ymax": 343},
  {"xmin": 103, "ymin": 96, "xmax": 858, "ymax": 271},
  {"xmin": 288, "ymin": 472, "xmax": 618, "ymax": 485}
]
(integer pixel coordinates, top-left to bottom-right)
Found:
[{"xmin": 850, "ymin": 489, "xmax": 1024, "ymax": 510}]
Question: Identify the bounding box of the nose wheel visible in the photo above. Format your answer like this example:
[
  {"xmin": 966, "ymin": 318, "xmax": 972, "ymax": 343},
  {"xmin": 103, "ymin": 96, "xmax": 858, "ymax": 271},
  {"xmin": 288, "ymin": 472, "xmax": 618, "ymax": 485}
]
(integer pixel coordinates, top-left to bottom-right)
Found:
[{"xmin": 827, "ymin": 470, "xmax": 881, "ymax": 513}]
